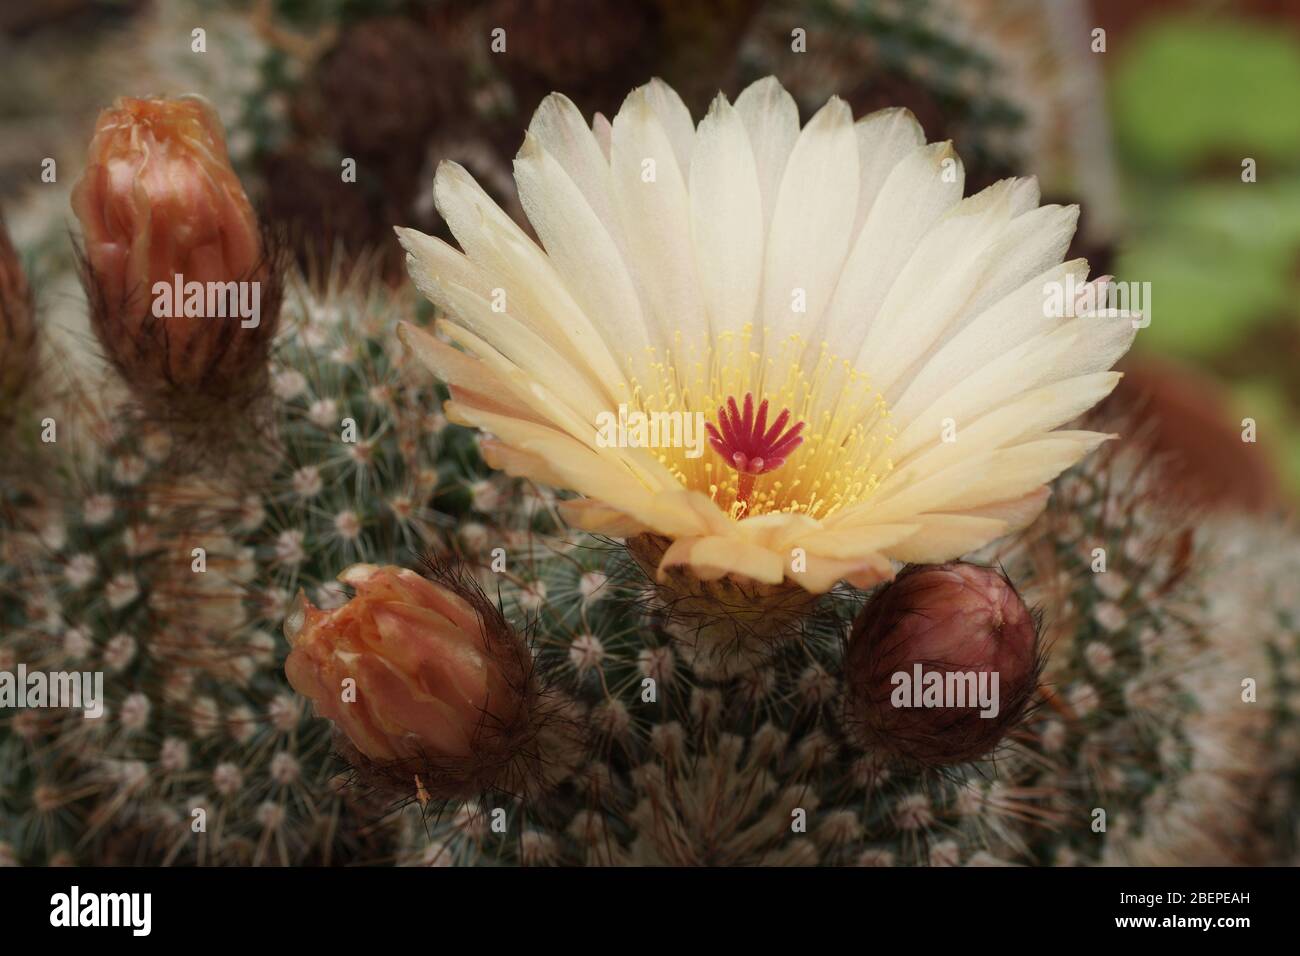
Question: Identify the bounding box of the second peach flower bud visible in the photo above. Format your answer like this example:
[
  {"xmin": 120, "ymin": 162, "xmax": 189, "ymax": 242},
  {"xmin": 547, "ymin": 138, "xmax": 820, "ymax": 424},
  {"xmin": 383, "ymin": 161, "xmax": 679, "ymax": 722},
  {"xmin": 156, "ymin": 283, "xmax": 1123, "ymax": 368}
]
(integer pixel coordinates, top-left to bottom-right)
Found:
[{"xmin": 285, "ymin": 562, "xmax": 571, "ymax": 801}]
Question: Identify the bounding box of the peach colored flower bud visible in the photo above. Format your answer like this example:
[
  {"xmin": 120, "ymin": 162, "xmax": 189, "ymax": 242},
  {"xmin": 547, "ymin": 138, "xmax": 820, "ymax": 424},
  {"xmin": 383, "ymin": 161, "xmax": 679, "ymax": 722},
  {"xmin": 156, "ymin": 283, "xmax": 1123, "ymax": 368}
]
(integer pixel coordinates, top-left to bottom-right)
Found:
[
  {"xmin": 71, "ymin": 95, "xmax": 280, "ymax": 401},
  {"xmin": 844, "ymin": 562, "xmax": 1041, "ymax": 767},
  {"xmin": 0, "ymin": 213, "xmax": 38, "ymax": 414},
  {"xmin": 284, "ymin": 563, "xmax": 570, "ymax": 800}
]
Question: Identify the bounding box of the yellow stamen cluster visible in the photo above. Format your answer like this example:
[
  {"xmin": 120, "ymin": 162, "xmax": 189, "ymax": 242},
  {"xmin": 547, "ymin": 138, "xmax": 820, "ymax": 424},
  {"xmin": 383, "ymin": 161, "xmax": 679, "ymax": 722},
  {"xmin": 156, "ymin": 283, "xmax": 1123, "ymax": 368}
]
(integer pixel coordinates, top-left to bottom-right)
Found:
[{"xmin": 617, "ymin": 326, "xmax": 896, "ymax": 520}]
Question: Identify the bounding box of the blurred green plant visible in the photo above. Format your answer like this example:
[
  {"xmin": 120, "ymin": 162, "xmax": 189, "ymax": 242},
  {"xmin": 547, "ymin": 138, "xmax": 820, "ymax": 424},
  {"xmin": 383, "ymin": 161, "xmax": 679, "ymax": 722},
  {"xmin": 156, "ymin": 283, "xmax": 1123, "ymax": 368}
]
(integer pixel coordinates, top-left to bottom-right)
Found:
[
  {"xmin": 1113, "ymin": 19, "xmax": 1300, "ymax": 172},
  {"xmin": 1111, "ymin": 16, "xmax": 1300, "ymax": 495}
]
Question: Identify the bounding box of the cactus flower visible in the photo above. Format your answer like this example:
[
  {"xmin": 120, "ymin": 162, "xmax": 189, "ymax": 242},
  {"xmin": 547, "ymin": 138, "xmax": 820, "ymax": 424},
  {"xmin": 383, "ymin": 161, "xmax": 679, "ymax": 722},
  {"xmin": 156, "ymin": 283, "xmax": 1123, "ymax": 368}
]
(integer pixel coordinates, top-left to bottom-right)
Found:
[
  {"xmin": 71, "ymin": 95, "xmax": 277, "ymax": 397},
  {"xmin": 397, "ymin": 75, "xmax": 1135, "ymax": 599}
]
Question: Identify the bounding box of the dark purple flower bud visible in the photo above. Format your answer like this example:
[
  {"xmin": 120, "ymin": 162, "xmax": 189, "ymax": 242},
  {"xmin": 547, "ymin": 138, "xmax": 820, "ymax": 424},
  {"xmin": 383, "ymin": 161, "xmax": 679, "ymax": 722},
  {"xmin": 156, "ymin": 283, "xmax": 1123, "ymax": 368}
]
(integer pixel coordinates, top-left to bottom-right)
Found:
[{"xmin": 844, "ymin": 562, "xmax": 1041, "ymax": 767}]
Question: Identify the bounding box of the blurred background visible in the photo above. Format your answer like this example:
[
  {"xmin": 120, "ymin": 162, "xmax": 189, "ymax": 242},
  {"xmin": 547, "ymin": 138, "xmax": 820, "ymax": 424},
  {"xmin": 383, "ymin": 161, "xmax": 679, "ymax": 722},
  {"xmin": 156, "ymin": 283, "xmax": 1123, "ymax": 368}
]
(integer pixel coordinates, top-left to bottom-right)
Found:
[{"xmin": 2, "ymin": 0, "xmax": 1297, "ymax": 514}]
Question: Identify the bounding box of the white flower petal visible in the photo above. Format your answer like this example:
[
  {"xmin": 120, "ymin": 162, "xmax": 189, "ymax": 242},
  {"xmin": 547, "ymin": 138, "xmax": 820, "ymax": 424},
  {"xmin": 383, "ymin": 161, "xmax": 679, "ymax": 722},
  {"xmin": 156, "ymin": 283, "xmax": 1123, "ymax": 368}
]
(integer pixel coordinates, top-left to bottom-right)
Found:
[
  {"xmin": 859, "ymin": 176, "xmax": 1026, "ymax": 398},
  {"xmin": 659, "ymin": 536, "xmax": 785, "ymax": 585},
  {"xmin": 885, "ymin": 372, "xmax": 1122, "ymax": 482},
  {"xmin": 883, "ymin": 515, "xmax": 1010, "ymax": 563},
  {"xmin": 891, "ymin": 258, "xmax": 1091, "ymax": 422},
  {"xmin": 397, "ymin": 322, "xmax": 542, "ymax": 425},
  {"xmin": 514, "ymin": 133, "xmax": 656, "ymax": 375},
  {"xmin": 690, "ymin": 94, "xmax": 764, "ymax": 339},
  {"xmin": 641, "ymin": 77, "xmax": 695, "ymax": 176},
  {"xmin": 527, "ymin": 93, "xmax": 621, "ymax": 242},
  {"xmin": 422, "ymin": 167, "xmax": 625, "ymax": 386},
  {"xmin": 760, "ymin": 96, "xmax": 859, "ymax": 342},
  {"xmin": 867, "ymin": 434, "xmax": 1108, "ymax": 523},
  {"xmin": 733, "ymin": 76, "xmax": 800, "ymax": 235},
  {"xmin": 610, "ymin": 87, "xmax": 707, "ymax": 354},
  {"xmin": 434, "ymin": 320, "xmax": 608, "ymax": 447},
  {"xmin": 817, "ymin": 141, "xmax": 962, "ymax": 364},
  {"xmin": 851, "ymin": 107, "xmax": 925, "ymax": 236},
  {"xmin": 958, "ymin": 201, "xmax": 1080, "ymax": 324},
  {"xmin": 592, "ymin": 112, "xmax": 613, "ymax": 159},
  {"xmin": 397, "ymin": 226, "xmax": 621, "ymax": 404},
  {"xmin": 881, "ymin": 324, "xmax": 1085, "ymax": 469}
]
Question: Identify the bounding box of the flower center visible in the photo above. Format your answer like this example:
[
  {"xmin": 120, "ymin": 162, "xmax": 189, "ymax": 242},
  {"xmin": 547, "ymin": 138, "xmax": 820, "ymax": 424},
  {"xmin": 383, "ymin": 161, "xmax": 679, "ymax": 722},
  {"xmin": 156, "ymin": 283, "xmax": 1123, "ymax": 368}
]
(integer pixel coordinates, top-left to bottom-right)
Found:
[
  {"xmin": 616, "ymin": 326, "xmax": 897, "ymax": 521},
  {"xmin": 706, "ymin": 393, "xmax": 804, "ymax": 518}
]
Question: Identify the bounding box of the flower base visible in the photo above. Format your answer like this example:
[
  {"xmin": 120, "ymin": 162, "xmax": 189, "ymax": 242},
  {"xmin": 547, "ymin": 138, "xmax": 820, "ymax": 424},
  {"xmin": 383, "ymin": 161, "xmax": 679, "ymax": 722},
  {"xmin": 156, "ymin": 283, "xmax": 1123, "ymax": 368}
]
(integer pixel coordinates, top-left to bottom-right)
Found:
[{"xmin": 626, "ymin": 533, "xmax": 821, "ymax": 678}]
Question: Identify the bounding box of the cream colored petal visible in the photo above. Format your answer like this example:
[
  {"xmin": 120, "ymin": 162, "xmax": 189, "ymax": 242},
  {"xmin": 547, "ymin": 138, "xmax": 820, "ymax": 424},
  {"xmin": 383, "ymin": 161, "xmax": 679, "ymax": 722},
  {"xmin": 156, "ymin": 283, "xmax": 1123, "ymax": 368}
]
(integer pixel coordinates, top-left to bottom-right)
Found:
[
  {"xmin": 883, "ymin": 514, "xmax": 1010, "ymax": 563},
  {"xmin": 760, "ymin": 96, "xmax": 859, "ymax": 342},
  {"xmin": 949, "ymin": 306, "xmax": 1137, "ymax": 419},
  {"xmin": 398, "ymin": 238, "xmax": 602, "ymax": 416},
  {"xmin": 955, "ymin": 487, "xmax": 1052, "ymax": 531},
  {"xmin": 398, "ymin": 208, "xmax": 622, "ymax": 391},
  {"xmin": 447, "ymin": 401, "xmax": 721, "ymax": 538},
  {"xmin": 888, "ymin": 371, "xmax": 1122, "ymax": 475},
  {"xmin": 593, "ymin": 112, "xmax": 613, "ymax": 159},
  {"xmin": 433, "ymin": 161, "xmax": 536, "ymax": 270},
  {"xmin": 798, "ymin": 552, "xmax": 895, "ymax": 592},
  {"xmin": 514, "ymin": 133, "xmax": 655, "ymax": 371},
  {"xmin": 832, "ymin": 489, "xmax": 1055, "ymax": 541},
  {"xmin": 852, "ymin": 107, "xmax": 925, "ymax": 236},
  {"xmin": 1042, "ymin": 311, "xmax": 1139, "ymax": 380},
  {"xmin": 856, "ymin": 177, "xmax": 1026, "ymax": 398},
  {"xmin": 658, "ymin": 536, "xmax": 785, "ymax": 585},
  {"xmin": 881, "ymin": 318, "xmax": 1120, "ymax": 470},
  {"xmin": 817, "ymin": 141, "xmax": 962, "ymax": 364},
  {"xmin": 609, "ymin": 87, "xmax": 707, "ymax": 353},
  {"xmin": 689, "ymin": 93, "xmax": 764, "ymax": 338},
  {"xmin": 867, "ymin": 434, "xmax": 1108, "ymax": 522},
  {"xmin": 642, "ymin": 77, "xmax": 695, "ymax": 176},
  {"xmin": 879, "ymin": 199, "xmax": 1080, "ymax": 389},
  {"xmin": 959, "ymin": 203, "xmax": 1079, "ymax": 323},
  {"xmin": 451, "ymin": 398, "xmax": 668, "ymax": 501},
  {"xmin": 780, "ymin": 523, "xmax": 921, "ymax": 559},
  {"xmin": 397, "ymin": 322, "xmax": 546, "ymax": 426},
  {"xmin": 479, "ymin": 438, "xmax": 574, "ymax": 490},
  {"xmin": 557, "ymin": 498, "xmax": 649, "ymax": 536},
  {"xmin": 527, "ymin": 93, "xmax": 621, "ymax": 242},
  {"xmin": 436, "ymin": 320, "xmax": 651, "ymax": 468},
  {"xmin": 693, "ymin": 512, "xmax": 908, "ymax": 589},
  {"xmin": 890, "ymin": 258, "xmax": 1091, "ymax": 423},
  {"xmin": 733, "ymin": 76, "xmax": 800, "ymax": 235},
  {"xmin": 411, "ymin": 265, "xmax": 611, "ymax": 429}
]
